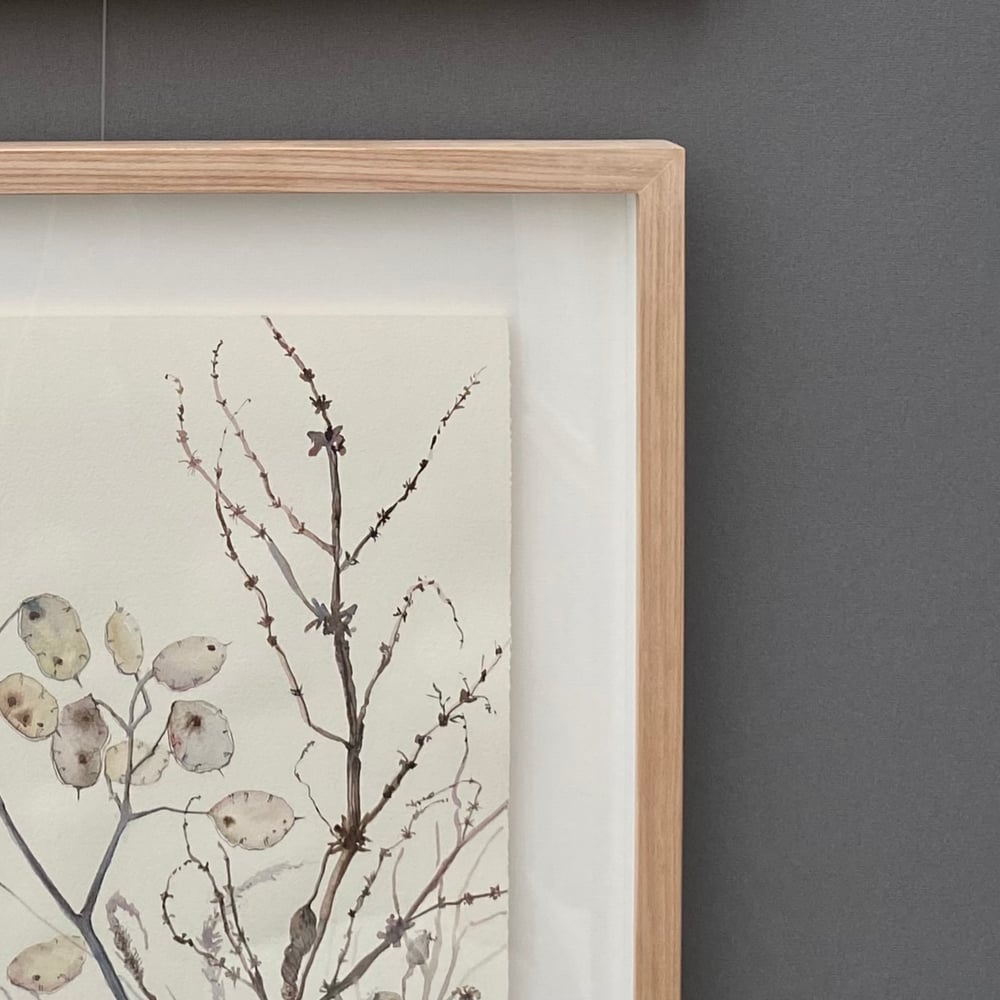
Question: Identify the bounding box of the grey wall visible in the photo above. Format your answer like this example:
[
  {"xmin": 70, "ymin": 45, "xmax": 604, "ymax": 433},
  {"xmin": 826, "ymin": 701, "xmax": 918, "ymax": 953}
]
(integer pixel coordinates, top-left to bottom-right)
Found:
[{"xmin": 3, "ymin": 1, "xmax": 1000, "ymax": 996}]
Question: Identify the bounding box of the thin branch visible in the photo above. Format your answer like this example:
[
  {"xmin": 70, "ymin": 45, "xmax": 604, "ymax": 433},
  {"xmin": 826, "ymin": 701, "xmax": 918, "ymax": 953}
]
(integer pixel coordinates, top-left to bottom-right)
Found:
[
  {"xmin": 359, "ymin": 578, "xmax": 464, "ymax": 724},
  {"xmin": 210, "ymin": 433, "xmax": 348, "ymax": 749},
  {"xmin": 160, "ymin": 801, "xmax": 268, "ymax": 999},
  {"xmin": 165, "ymin": 372, "xmax": 314, "ymax": 617},
  {"xmin": 94, "ymin": 698, "xmax": 129, "ymax": 732},
  {"xmin": 322, "ymin": 801, "xmax": 508, "ymax": 999},
  {"xmin": 130, "ymin": 805, "xmax": 210, "ymax": 822},
  {"xmin": 342, "ymin": 369, "xmax": 484, "ymax": 571},
  {"xmin": 0, "ymin": 606, "xmax": 18, "ymax": 636},
  {"xmin": 0, "ymin": 795, "xmax": 77, "ymax": 922},
  {"xmin": 263, "ymin": 316, "xmax": 337, "ymax": 436},
  {"xmin": 0, "ymin": 879, "xmax": 82, "ymax": 947},
  {"xmin": 294, "ymin": 741, "xmax": 336, "ymax": 835},
  {"xmin": 212, "ymin": 340, "xmax": 334, "ymax": 556},
  {"xmin": 363, "ymin": 644, "xmax": 506, "ymax": 831},
  {"xmin": 332, "ymin": 846, "xmax": 393, "ymax": 986},
  {"xmin": 409, "ymin": 887, "xmax": 508, "ymax": 926}
]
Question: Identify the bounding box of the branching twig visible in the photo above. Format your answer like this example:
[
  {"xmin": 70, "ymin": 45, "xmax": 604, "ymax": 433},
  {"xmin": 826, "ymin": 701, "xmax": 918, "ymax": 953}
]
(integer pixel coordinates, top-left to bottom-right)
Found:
[
  {"xmin": 212, "ymin": 341, "xmax": 334, "ymax": 556},
  {"xmin": 360, "ymin": 578, "xmax": 465, "ymax": 724},
  {"xmin": 364, "ymin": 644, "xmax": 505, "ymax": 831},
  {"xmin": 210, "ymin": 432, "xmax": 348, "ymax": 749},
  {"xmin": 166, "ymin": 372, "xmax": 314, "ymax": 617},
  {"xmin": 342, "ymin": 369, "xmax": 484, "ymax": 571},
  {"xmin": 160, "ymin": 801, "xmax": 268, "ymax": 1000},
  {"xmin": 294, "ymin": 741, "xmax": 336, "ymax": 835},
  {"xmin": 320, "ymin": 801, "xmax": 508, "ymax": 999}
]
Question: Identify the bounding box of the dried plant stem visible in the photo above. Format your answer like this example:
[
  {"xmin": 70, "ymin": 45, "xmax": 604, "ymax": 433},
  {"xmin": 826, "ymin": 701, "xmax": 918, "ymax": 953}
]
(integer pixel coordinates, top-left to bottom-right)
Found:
[
  {"xmin": 161, "ymin": 803, "xmax": 269, "ymax": 1000},
  {"xmin": 341, "ymin": 368, "xmax": 483, "ymax": 571},
  {"xmin": 321, "ymin": 801, "xmax": 508, "ymax": 1000},
  {"xmin": 212, "ymin": 341, "xmax": 334, "ymax": 556},
  {"xmin": 211, "ymin": 441, "xmax": 348, "ymax": 749},
  {"xmin": 178, "ymin": 322, "xmax": 502, "ymax": 1000},
  {"xmin": 166, "ymin": 373, "xmax": 313, "ymax": 616},
  {"xmin": 363, "ymin": 645, "xmax": 505, "ymax": 832},
  {"xmin": 0, "ymin": 606, "xmax": 17, "ymax": 636},
  {"xmin": 359, "ymin": 578, "xmax": 465, "ymax": 725}
]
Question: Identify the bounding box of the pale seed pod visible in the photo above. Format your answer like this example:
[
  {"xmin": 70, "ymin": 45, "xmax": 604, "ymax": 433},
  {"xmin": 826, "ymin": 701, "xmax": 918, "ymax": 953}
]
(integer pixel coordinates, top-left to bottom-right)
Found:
[
  {"xmin": 105, "ymin": 604, "xmax": 143, "ymax": 675},
  {"xmin": 105, "ymin": 739, "xmax": 171, "ymax": 785},
  {"xmin": 209, "ymin": 789, "xmax": 296, "ymax": 850},
  {"xmin": 167, "ymin": 699, "xmax": 234, "ymax": 772},
  {"xmin": 0, "ymin": 673, "xmax": 58, "ymax": 740},
  {"xmin": 18, "ymin": 594, "xmax": 91, "ymax": 682},
  {"xmin": 152, "ymin": 636, "xmax": 228, "ymax": 691},
  {"xmin": 6, "ymin": 935, "xmax": 86, "ymax": 994}
]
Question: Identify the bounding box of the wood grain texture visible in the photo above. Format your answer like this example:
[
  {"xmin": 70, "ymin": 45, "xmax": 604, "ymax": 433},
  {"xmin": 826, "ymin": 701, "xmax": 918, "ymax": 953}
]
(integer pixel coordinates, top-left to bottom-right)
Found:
[
  {"xmin": 0, "ymin": 139, "xmax": 685, "ymax": 1000},
  {"xmin": 0, "ymin": 139, "xmax": 677, "ymax": 193},
  {"xmin": 636, "ymin": 153, "xmax": 685, "ymax": 1000}
]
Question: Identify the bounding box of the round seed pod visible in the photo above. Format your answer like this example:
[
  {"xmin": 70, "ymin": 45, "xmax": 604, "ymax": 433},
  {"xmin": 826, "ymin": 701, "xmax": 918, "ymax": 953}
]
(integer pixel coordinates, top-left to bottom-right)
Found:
[
  {"xmin": 58, "ymin": 694, "xmax": 109, "ymax": 748},
  {"xmin": 18, "ymin": 594, "xmax": 91, "ymax": 682},
  {"xmin": 0, "ymin": 673, "xmax": 58, "ymax": 740},
  {"xmin": 6, "ymin": 935, "xmax": 86, "ymax": 994},
  {"xmin": 167, "ymin": 699, "xmax": 234, "ymax": 773},
  {"xmin": 209, "ymin": 790, "xmax": 296, "ymax": 850},
  {"xmin": 51, "ymin": 695, "xmax": 109, "ymax": 790},
  {"xmin": 51, "ymin": 740, "xmax": 103, "ymax": 790},
  {"xmin": 105, "ymin": 739, "xmax": 170, "ymax": 785},
  {"xmin": 152, "ymin": 636, "xmax": 228, "ymax": 691},
  {"xmin": 104, "ymin": 604, "xmax": 143, "ymax": 675}
]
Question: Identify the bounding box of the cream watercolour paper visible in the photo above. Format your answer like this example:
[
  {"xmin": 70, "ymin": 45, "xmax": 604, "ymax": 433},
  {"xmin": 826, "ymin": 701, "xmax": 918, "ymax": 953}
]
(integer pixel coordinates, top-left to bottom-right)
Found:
[{"xmin": 0, "ymin": 317, "xmax": 510, "ymax": 1000}]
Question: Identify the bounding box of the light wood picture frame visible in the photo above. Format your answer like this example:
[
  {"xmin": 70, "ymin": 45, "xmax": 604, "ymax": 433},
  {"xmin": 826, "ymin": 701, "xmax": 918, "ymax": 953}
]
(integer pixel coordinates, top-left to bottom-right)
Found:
[{"xmin": 0, "ymin": 139, "xmax": 684, "ymax": 1000}]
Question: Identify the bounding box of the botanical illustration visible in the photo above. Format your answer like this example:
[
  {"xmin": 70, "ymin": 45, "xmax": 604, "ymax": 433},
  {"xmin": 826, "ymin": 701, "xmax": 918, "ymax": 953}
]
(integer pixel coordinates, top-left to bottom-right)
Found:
[{"xmin": 0, "ymin": 316, "xmax": 510, "ymax": 1000}]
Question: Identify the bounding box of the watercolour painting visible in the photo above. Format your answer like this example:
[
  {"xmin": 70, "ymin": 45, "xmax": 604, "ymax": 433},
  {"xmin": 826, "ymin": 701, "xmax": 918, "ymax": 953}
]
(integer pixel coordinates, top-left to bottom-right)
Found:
[{"xmin": 0, "ymin": 316, "xmax": 511, "ymax": 1000}]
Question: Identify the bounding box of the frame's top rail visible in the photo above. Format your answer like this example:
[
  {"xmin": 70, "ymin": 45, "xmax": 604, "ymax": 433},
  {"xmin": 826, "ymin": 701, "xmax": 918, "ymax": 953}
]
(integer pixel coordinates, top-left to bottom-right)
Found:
[{"xmin": 0, "ymin": 139, "xmax": 682, "ymax": 195}]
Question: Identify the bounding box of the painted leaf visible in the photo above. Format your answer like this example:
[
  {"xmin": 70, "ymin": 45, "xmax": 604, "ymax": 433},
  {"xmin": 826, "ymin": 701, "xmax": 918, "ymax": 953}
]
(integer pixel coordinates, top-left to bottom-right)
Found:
[
  {"xmin": 209, "ymin": 790, "xmax": 295, "ymax": 850},
  {"xmin": 152, "ymin": 636, "xmax": 228, "ymax": 691},
  {"xmin": 105, "ymin": 739, "xmax": 171, "ymax": 785},
  {"xmin": 6, "ymin": 935, "xmax": 86, "ymax": 994},
  {"xmin": 167, "ymin": 700, "xmax": 234, "ymax": 773},
  {"xmin": 51, "ymin": 695, "xmax": 109, "ymax": 790},
  {"xmin": 0, "ymin": 673, "xmax": 58, "ymax": 741},
  {"xmin": 105, "ymin": 604, "xmax": 143, "ymax": 675},
  {"xmin": 18, "ymin": 594, "xmax": 91, "ymax": 682}
]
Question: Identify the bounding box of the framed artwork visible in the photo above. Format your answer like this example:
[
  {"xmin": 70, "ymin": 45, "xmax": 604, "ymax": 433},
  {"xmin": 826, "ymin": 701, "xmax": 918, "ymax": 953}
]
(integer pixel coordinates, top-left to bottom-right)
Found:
[{"xmin": 0, "ymin": 141, "xmax": 684, "ymax": 1000}]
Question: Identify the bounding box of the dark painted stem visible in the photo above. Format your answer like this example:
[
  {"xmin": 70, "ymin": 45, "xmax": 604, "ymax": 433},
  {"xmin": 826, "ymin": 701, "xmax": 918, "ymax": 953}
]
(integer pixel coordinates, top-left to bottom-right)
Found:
[
  {"xmin": 76, "ymin": 916, "xmax": 131, "ymax": 1000},
  {"xmin": 0, "ymin": 606, "xmax": 19, "ymax": 636},
  {"xmin": 0, "ymin": 793, "xmax": 131, "ymax": 999},
  {"xmin": 0, "ymin": 794, "xmax": 76, "ymax": 922},
  {"xmin": 81, "ymin": 810, "xmax": 130, "ymax": 918}
]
